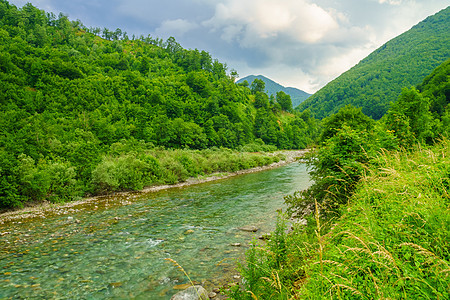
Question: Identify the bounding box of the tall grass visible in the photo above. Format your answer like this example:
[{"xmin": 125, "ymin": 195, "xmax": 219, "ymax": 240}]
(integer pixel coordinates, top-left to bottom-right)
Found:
[
  {"xmin": 236, "ymin": 139, "xmax": 450, "ymax": 299},
  {"xmin": 91, "ymin": 147, "xmax": 284, "ymax": 194}
]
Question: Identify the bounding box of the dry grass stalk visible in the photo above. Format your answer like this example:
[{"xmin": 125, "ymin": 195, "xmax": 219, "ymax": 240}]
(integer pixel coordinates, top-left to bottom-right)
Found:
[{"xmin": 165, "ymin": 258, "xmax": 202, "ymax": 298}]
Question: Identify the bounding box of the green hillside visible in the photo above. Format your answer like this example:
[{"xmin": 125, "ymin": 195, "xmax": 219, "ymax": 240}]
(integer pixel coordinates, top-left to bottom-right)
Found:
[
  {"xmin": 234, "ymin": 58, "xmax": 450, "ymax": 300},
  {"xmin": 237, "ymin": 75, "xmax": 311, "ymax": 108},
  {"xmin": 0, "ymin": 1, "xmax": 318, "ymax": 208},
  {"xmin": 297, "ymin": 6, "xmax": 450, "ymax": 120}
]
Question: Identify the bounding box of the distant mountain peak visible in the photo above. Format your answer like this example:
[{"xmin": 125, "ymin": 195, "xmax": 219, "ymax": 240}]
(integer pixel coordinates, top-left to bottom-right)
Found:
[{"xmin": 237, "ymin": 75, "xmax": 311, "ymax": 108}]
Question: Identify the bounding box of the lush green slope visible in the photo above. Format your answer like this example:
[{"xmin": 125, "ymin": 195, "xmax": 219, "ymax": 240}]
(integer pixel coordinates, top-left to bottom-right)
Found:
[
  {"xmin": 233, "ymin": 56, "xmax": 450, "ymax": 300},
  {"xmin": 297, "ymin": 6, "xmax": 450, "ymax": 120},
  {"xmin": 418, "ymin": 58, "xmax": 450, "ymax": 118},
  {"xmin": 0, "ymin": 1, "xmax": 319, "ymax": 208},
  {"xmin": 237, "ymin": 75, "xmax": 311, "ymax": 108}
]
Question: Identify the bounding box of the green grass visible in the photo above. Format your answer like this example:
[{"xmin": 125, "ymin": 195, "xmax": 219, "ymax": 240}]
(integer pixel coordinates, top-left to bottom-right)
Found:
[
  {"xmin": 91, "ymin": 147, "xmax": 283, "ymax": 194},
  {"xmin": 235, "ymin": 139, "xmax": 450, "ymax": 299}
]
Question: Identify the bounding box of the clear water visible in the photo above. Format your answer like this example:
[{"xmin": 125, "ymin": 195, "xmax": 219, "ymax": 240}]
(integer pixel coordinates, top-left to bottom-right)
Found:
[{"xmin": 0, "ymin": 163, "xmax": 311, "ymax": 299}]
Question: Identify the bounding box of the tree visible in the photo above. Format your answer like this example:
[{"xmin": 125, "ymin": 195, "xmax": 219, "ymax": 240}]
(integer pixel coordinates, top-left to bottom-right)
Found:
[
  {"xmin": 320, "ymin": 105, "xmax": 375, "ymax": 142},
  {"xmin": 254, "ymin": 91, "xmax": 269, "ymax": 109},
  {"xmin": 276, "ymin": 91, "xmax": 293, "ymax": 112},
  {"xmin": 250, "ymin": 78, "xmax": 265, "ymax": 94},
  {"xmin": 384, "ymin": 87, "xmax": 434, "ymax": 144}
]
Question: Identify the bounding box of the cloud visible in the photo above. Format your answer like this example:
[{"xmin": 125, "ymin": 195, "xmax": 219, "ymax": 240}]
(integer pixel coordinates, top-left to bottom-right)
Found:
[
  {"xmin": 6, "ymin": 0, "xmax": 450, "ymax": 92},
  {"xmin": 203, "ymin": 0, "xmax": 339, "ymax": 45},
  {"xmin": 155, "ymin": 19, "xmax": 199, "ymax": 37},
  {"xmin": 201, "ymin": 0, "xmax": 377, "ymax": 91},
  {"xmin": 378, "ymin": 0, "xmax": 403, "ymax": 5}
]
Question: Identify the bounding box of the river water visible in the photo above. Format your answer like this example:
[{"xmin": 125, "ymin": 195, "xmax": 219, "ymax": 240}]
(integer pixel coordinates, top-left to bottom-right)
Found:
[{"xmin": 0, "ymin": 162, "xmax": 311, "ymax": 299}]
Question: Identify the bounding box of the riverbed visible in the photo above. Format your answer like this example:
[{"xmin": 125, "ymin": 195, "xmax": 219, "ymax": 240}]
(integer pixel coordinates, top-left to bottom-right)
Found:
[{"xmin": 0, "ymin": 162, "xmax": 311, "ymax": 299}]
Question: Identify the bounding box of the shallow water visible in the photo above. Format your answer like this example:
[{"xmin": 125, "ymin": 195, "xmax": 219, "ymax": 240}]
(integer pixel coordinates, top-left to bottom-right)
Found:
[{"xmin": 0, "ymin": 163, "xmax": 311, "ymax": 299}]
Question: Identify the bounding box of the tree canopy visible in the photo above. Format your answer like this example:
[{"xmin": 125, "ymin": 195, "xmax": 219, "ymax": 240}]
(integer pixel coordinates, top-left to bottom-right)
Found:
[{"xmin": 0, "ymin": 1, "xmax": 319, "ymax": 208}]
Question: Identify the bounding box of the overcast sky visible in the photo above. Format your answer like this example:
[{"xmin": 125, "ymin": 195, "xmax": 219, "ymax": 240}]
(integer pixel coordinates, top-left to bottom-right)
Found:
[{"xmin": 8, "ymin": 0, "xmax": 449, "ymax": 93}]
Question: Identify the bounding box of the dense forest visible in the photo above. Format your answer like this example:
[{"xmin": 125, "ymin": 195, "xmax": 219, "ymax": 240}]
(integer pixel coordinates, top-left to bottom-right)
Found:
[
  {"xmin": 0, "ymin": 1, "xmax": 318, "ymax": 208},
  {"xmin": 233, "ymin": 58, "xmax": 450, "ymax": 299},
  {"xmin": 297, "ymin": 6, "xmax": 450, "ymax": 120}
]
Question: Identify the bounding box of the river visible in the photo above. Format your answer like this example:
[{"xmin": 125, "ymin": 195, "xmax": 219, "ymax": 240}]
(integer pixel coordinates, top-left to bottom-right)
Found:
[{"xmin": 0, "ymin": 162, "xmax": 311, "ymax": 299}]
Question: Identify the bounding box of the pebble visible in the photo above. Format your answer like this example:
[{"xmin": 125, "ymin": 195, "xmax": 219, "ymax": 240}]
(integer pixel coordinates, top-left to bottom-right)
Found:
[{"xmin": 208, "ymin": 292, "xmax": 217, "ymax": 298}]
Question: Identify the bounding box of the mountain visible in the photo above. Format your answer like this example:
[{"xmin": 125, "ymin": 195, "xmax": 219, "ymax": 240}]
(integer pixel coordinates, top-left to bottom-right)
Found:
[
  {"xmin": 0, "ymin": 1, "xmax": 319, "ymax": 207},
  {"xmin": 237, "ymin": 75, "xmax": 311, "ymax": 108},
  {"xmin": 297, "ymin": 6, "xmax": 450, "ymax": 120}
]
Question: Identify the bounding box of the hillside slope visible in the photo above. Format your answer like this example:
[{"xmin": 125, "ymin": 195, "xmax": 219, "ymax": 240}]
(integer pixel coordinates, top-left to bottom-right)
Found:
[
  {"xmin": 237, "ymin": 75, "xmax": 311, "ymax": 108},
  {"xmin": 297, "ymin": 6, "xmax": 450, "ymax": 120},
  {"xmin": 0, "ymin": 1, "xmax": 319, "ymax": 208}
]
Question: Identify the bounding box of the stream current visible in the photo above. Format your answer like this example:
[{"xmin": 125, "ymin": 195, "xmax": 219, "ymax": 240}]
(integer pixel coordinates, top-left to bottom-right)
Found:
[{"xmin": 0, "ymin": 162, "xmax": 311, "ymax": 299}]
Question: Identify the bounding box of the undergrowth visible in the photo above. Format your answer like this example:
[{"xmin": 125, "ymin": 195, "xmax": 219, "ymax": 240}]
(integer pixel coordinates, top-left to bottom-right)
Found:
[{"xmin": 235, "ymin": 140, "xmax": 450, "ymax": 299}]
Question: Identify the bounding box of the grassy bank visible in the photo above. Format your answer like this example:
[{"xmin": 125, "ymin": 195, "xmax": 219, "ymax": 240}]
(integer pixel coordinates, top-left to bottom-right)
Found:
[
  {"xmin": 2, "ymin": 145, "xmax": 285, "ymax": 210},
  {"xmin": 233, "ymin": 140, "xmax": 449, "ymax": 299}
]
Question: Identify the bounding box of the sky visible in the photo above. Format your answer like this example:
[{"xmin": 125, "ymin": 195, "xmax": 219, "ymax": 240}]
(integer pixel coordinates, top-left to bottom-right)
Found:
[{"xmin": 8, "ymin": 0, "xmax": 449, "ymax": 93}]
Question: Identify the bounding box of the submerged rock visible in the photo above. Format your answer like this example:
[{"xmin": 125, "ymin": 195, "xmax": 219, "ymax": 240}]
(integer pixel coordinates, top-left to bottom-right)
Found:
[
  {"xmin": 238, "ymin": 226, "xmax": 258, "ymax": 232},
  {"xmin": 170, "ymin": 285, "xmax": 208, "ymax": 300}
]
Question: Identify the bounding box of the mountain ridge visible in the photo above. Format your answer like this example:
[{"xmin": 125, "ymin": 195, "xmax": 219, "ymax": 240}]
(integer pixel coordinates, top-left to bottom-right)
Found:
[
  {"xmin": 297, "ymin": 6, "xmax": 450, "ymax": 119},
  {"xmin": 237, "ymin": 75, "xmax": 311, "ymax": 108}
]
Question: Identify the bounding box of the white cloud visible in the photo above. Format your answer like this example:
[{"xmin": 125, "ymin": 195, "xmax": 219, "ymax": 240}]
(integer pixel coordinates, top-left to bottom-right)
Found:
[
  {"xmin": 378, "ymin": 0, "xmax": 403, "ymax": 5},
  {"xmin": 204, "ymin": 0, "xmax": 339, "ymax": 45}
]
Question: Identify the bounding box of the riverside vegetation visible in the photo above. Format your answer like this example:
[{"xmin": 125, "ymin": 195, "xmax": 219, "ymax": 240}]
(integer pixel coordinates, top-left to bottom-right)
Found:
[
  {"xmin": 0, "ymin": 1, "xmax": 318, "ymax": 209},
  {"xmin": 1, "ymin": 1, "xmax": 449, "ymax": 298},
  {"xmin": 231, "ymin": 59, "xmax": 450, "ymax": 298}
]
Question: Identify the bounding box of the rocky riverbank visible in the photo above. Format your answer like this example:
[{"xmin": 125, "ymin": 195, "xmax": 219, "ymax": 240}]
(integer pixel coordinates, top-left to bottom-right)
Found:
[{"xmin": 0, "ymin": 150, "xmax": 308, "ymax": 223}]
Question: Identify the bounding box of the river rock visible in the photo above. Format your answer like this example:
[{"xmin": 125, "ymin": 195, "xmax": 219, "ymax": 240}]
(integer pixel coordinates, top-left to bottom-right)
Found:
[
  {"xmin": 230, "ymin": 243, "xmax": 241, "ymax": 247},
  {"xmin": 238, "ymin": 226, "xmax": 259, "ymax": 232},
  {"xmin": 258, "ymin": 233, "xmax": 271, "ymax": 240},
  {"xmin": 208, "ymin": 291, "xmax": 217, "ymax": 298},
  {"xmin": 173, "ymin": 283, "xmax": 192, "ymax": 290},
  {"xmin": 170, "ymin": 285, "xmax": 208, "ymax": 300}
]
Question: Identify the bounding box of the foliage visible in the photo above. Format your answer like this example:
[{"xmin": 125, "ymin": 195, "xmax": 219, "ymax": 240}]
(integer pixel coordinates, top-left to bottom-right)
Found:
[
  {"xmin": 237, "ymin": 60, "xmax": 450, "ymax": 299},
  {"xmin": 237, "ymin": 140, "xmax": 450, "ymax": 300},
  {"xmin": 319, "ymin": 105, "xmax": 375, "ymax": 142},
  {"xmin": 298, "ymin": 7, "xmax": 450, "ymax": 120},
  {"xmin": 0, "ymin": 1, "xmax": 319, "ymax": 208},
  {"xmin": 298, "ymin": 140, "xmax": 450, "ymax": 299},
  {"xmin": 286, "ymin": 105, "xmax": 396, "ymax": 217},
  {"xmin": 383, "ymin": 87, "xmax": 434, "ymax": 145},
  {"xmin": 276, "ymin": 91, "xmax": 293, "ymax": 112},
  {"xmin": 231, "ymin": 214, "xmax": 304, "ymax": 299}
]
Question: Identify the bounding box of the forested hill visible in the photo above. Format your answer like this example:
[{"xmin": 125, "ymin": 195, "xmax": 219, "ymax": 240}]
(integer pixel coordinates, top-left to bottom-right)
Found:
[
  {"xmin": 237, "ymin": 75, "xmax": 311, "ymax": 108},
  {"xmin": 0, "ymin": 1, "xmax": 319, "ymax": 208},
  {"xmin": 297, "ymin": 6, "xmax": 450, "ymax": 120}
]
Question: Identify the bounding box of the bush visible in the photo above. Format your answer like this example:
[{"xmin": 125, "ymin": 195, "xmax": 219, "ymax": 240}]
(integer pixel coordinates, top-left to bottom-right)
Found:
[{"xmin": 91, "ymin": 153, "xmax": 160, "ymax": 193}]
